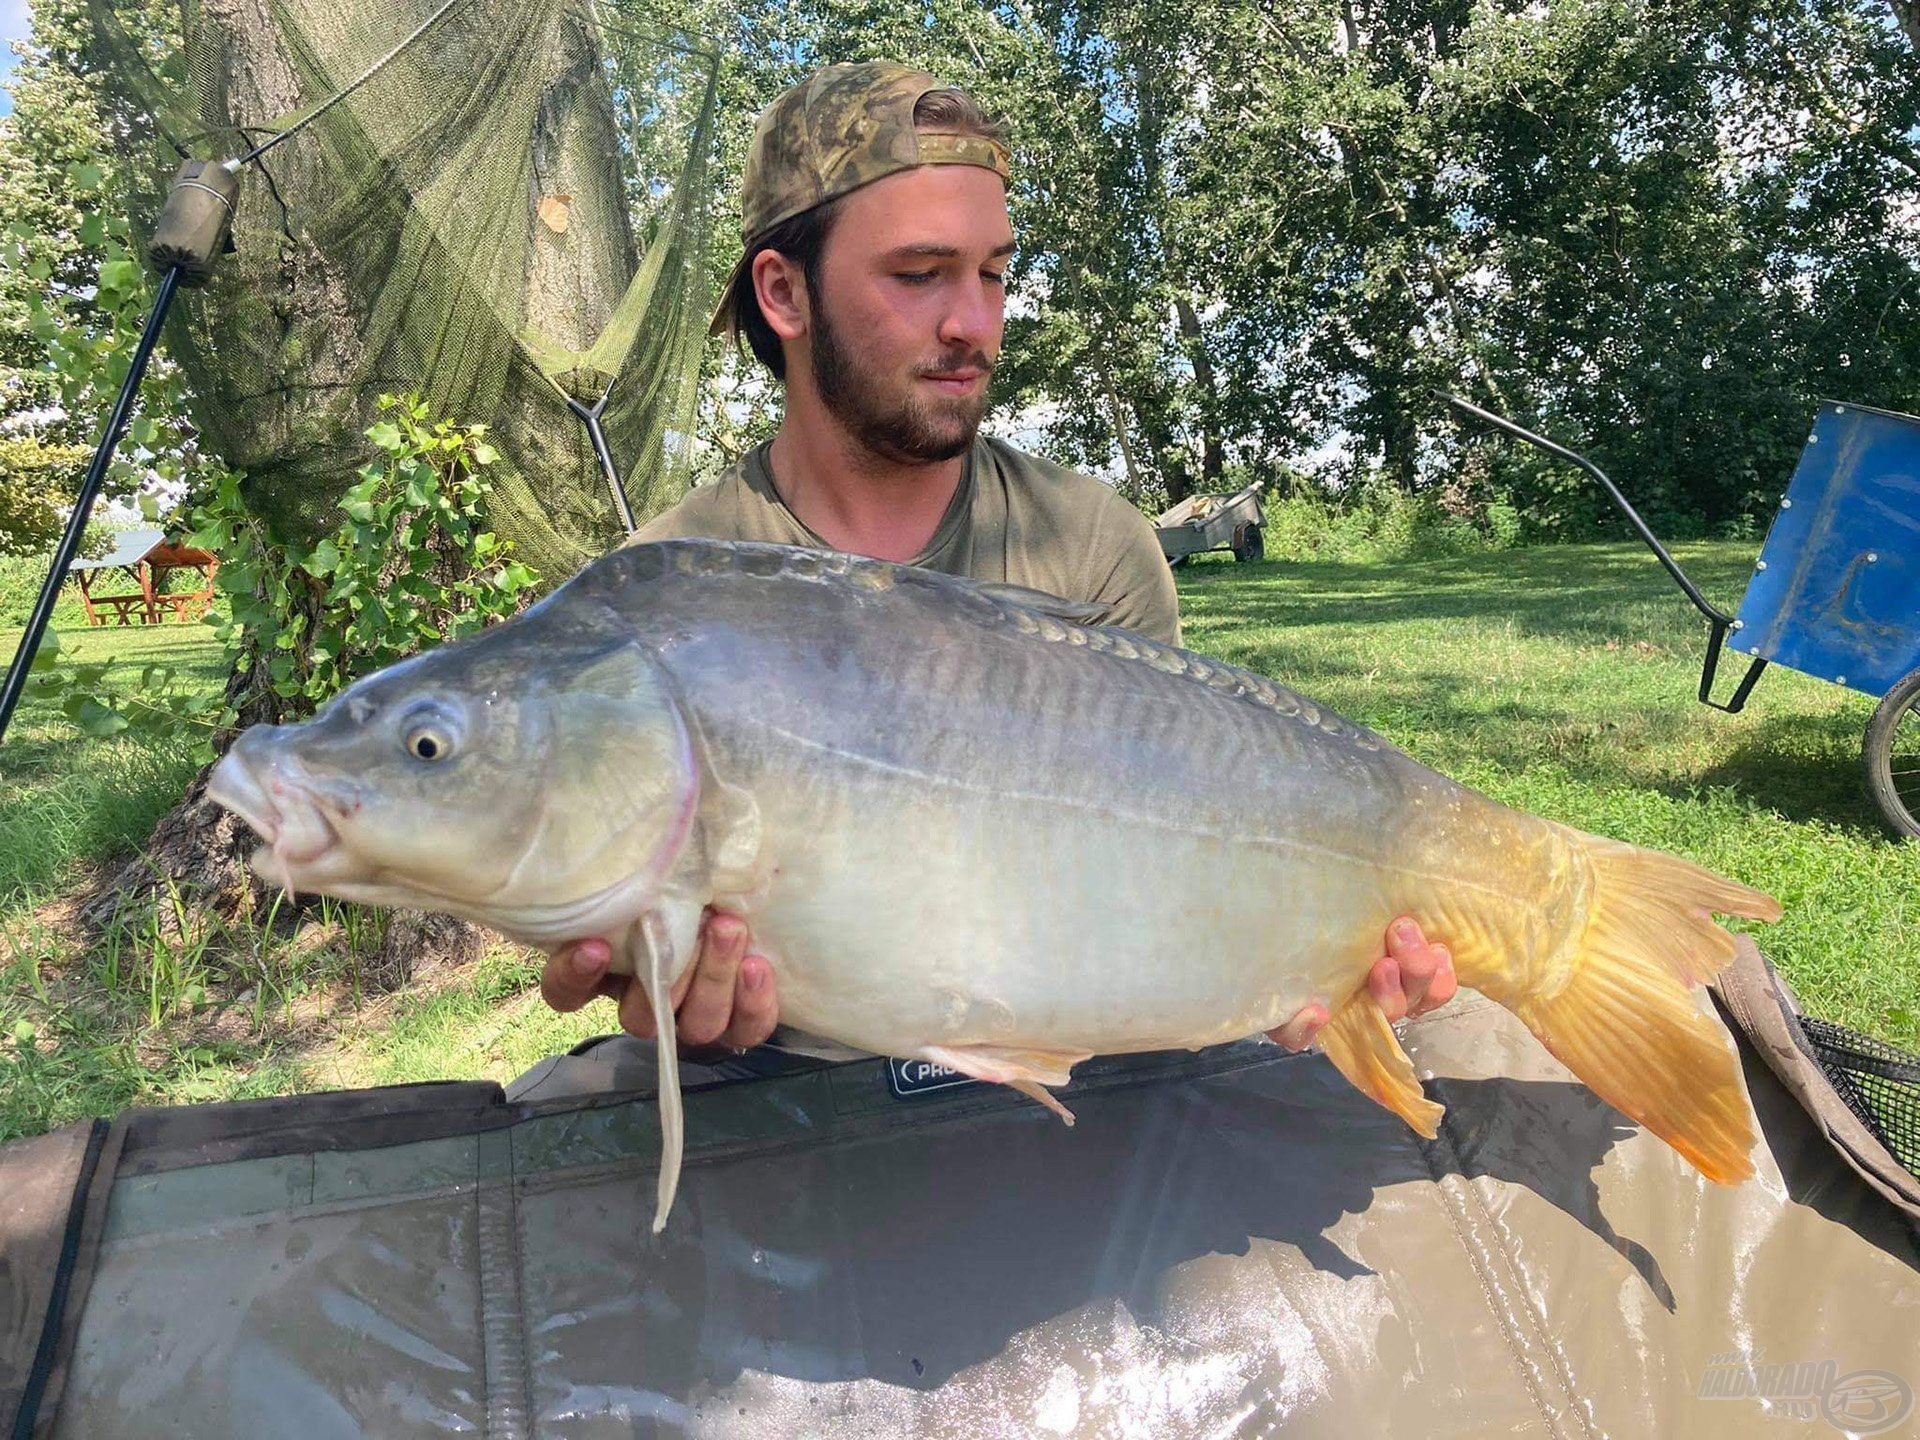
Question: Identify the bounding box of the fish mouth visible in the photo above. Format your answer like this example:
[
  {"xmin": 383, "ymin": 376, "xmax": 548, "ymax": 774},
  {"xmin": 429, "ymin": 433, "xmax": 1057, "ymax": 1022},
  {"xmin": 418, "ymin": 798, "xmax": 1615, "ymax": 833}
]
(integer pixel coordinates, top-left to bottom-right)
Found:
[{"xmin": 208, "ymin": 744, "xmax": 362, "ymax": 893}]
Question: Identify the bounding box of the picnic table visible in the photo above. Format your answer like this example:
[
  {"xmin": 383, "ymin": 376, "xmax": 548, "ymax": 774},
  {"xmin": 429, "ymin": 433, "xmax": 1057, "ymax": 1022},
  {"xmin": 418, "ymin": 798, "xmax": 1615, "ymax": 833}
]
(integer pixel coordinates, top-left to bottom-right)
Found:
[{"xmin": 68, "ymin": 528, "xmax": 218, "ymax": 627}]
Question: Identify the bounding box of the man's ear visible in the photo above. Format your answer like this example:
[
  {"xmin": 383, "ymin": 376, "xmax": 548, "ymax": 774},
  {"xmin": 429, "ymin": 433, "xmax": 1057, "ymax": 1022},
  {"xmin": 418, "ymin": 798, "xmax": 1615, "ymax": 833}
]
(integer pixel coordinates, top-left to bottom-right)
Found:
[{"xmin": 751, "ymin": 249, "xmax": 809, "ymax": 342}]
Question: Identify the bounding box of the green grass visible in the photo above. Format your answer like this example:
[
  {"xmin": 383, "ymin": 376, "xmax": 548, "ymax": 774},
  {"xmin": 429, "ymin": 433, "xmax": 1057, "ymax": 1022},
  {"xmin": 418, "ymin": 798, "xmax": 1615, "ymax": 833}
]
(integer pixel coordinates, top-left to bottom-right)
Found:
[
  {"xmin": 0, "ymin": 618, "xmax": 226, "ymax": 904},
  {"xmin": 1, "ymin": 542, "xmax": 1915, "ymax": 1146}
]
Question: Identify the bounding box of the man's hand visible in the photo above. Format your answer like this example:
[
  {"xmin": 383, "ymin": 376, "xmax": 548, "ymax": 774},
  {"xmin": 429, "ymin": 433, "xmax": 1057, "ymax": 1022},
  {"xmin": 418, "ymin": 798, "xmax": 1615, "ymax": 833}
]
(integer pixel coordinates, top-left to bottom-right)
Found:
[
  {"xmin": 539, "ymin": 910, "xmax": 779, "ymax": 1051},
  {"xmin": 1266, "ymin": 917, "xmax": 1457, "ymax": 1052}
]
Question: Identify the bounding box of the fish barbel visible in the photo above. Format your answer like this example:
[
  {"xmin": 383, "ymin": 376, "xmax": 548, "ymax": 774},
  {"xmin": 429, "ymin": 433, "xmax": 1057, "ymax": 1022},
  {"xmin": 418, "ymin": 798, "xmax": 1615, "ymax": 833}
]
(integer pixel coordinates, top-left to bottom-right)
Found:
[{"xmin": 208, "ymin": 540, "xmax": 1779, "ymax": 1230}]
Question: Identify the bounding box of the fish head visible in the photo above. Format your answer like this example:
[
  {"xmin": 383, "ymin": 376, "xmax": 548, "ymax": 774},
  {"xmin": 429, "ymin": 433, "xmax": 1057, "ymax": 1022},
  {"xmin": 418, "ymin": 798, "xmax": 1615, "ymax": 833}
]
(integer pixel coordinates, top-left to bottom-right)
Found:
[{"xmin": 208, "ymin": 623, "xmax": 699, "ymax": 946}]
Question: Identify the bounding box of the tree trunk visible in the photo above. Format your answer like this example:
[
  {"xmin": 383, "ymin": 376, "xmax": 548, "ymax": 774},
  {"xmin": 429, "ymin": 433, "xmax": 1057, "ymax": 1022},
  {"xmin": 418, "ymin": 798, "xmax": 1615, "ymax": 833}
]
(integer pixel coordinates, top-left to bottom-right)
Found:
[
  {"xmin": 1092, "ymin": 352, "xmax": 1149, "ymax": 503},
  {"xmin": 1133, "ymin": 395, "xmax": 1193, "ymax": 504},
  {"xmin": 1173, "ymin": 293, "xmax": 1224, "ymax": 490}
]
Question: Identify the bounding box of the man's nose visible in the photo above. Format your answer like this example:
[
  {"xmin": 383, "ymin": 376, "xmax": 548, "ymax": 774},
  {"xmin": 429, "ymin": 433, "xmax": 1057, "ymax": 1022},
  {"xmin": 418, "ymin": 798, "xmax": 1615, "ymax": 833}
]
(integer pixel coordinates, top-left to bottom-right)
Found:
[{"xmin": 936, "ymin": 274, "xmax": 1002, "ymax": 353}]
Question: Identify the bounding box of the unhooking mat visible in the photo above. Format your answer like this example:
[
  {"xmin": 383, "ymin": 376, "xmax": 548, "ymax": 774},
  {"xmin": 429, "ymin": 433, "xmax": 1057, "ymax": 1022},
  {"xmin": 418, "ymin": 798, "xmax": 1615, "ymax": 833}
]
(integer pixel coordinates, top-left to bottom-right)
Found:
[{"xmin": 2, "ymin": 941, "xmax": 1915, "ymax": 1438}]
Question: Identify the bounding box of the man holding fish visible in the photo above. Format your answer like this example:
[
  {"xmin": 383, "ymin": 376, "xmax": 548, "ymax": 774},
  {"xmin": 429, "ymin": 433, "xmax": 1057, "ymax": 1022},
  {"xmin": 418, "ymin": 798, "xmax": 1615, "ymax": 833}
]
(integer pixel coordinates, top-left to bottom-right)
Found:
[{"xmin": 535, "ymin": 61, "xmax": 1459, "ymax": 1058}]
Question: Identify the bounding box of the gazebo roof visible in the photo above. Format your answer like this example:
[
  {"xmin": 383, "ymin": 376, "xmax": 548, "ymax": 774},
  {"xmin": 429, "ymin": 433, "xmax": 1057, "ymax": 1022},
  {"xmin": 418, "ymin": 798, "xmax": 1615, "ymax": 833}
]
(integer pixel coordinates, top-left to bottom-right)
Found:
[
  {"xmin": 69, "ymin": 530, "xmax": 216, "ymax": 571},
  {"xmin": 69, "ymin": 528, "xmax": 166, "ymax": 571}
]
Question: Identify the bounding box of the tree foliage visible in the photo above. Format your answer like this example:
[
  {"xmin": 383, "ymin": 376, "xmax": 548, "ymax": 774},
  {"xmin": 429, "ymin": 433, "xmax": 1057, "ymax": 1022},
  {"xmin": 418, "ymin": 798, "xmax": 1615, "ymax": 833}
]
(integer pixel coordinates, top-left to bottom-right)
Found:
[
  {"xmin": 3, "ymin": 0, "xmax": 1916, "ymax": 545},
  {"xmin": 0, "ymin": 0, "xmax": 203, "ymax": 554}
]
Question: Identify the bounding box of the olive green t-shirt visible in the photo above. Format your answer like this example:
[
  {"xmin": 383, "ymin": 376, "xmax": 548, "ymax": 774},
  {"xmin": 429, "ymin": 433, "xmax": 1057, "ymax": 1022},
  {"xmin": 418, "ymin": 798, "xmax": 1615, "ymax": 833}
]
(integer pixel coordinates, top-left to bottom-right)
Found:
[{"xmin": 629, "ymin": 436, "xmax": 1182, "ymax": 647}]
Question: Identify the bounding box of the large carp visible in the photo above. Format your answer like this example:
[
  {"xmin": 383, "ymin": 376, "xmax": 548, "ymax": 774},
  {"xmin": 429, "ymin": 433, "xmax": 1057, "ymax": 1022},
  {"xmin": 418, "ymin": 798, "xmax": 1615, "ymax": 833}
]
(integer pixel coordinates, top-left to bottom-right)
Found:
[{"xmin": 209, "ymin": 540, "xmax": 1778, "ymax": 1230}]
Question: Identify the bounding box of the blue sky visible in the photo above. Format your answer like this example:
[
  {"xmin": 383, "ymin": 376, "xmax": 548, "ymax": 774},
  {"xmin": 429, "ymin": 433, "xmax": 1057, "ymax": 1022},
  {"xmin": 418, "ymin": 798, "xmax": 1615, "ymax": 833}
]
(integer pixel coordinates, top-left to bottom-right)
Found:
[{"xmin": 0, "ymin": 0, "xmax": 29, "ymax": 119}]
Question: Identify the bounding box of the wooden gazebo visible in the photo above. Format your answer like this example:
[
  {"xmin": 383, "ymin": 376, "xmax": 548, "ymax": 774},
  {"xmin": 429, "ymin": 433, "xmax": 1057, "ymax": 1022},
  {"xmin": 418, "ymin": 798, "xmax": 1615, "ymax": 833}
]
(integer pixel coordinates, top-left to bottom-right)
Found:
[{"xmin": 69, "ymin": 528, "xmax": 219, "ymax": 627}]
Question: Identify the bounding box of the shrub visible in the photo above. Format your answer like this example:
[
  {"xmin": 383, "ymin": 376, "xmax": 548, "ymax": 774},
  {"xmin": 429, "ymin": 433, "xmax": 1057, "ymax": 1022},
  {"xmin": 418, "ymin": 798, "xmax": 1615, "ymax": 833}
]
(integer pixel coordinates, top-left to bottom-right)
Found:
[
  {"xmin": 23, "ymin": 396, "xmax": 538, "ymax": 747},
  {"xmin": 1260, "ymin": 481, "xmax": 1520, "ymax": 563}
]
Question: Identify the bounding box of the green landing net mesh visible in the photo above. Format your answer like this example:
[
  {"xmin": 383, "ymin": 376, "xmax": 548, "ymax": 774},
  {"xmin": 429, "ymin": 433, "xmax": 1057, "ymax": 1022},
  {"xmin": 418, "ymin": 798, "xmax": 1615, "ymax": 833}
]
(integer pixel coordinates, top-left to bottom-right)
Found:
[{"xmin": 84, "ymin": 0, "xmax": 719, "ymax": 577}]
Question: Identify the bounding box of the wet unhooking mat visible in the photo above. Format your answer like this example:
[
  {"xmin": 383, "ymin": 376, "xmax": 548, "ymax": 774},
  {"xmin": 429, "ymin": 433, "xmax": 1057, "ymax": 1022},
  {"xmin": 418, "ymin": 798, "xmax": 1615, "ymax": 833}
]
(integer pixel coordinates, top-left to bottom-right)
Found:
[{"xmin": 3, "ymin": 941, "xmax": 1916, "ymax": 1438}]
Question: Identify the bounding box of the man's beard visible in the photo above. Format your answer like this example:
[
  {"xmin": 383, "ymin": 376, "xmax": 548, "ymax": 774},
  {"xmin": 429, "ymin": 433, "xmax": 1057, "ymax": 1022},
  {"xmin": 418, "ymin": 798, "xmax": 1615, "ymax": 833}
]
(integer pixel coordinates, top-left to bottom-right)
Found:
[{"xmin": 811, "ymin": 298, "xmax": 993, "ymax": 465}]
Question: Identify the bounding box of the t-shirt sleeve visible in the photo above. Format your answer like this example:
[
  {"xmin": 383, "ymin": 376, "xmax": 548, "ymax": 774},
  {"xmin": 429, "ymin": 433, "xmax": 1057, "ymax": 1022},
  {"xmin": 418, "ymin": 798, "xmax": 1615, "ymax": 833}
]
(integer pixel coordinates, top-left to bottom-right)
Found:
[
  {"xmin": 627, "ymin": 497, "xmax": 708, "ymax": 544},
  {"xmin": 624, "ymin": 469, "xmax": 751, "ymax": 546},
  {"xmin": 1087, "ymin": 495, "xmax": 1183, "ymax": 647}
]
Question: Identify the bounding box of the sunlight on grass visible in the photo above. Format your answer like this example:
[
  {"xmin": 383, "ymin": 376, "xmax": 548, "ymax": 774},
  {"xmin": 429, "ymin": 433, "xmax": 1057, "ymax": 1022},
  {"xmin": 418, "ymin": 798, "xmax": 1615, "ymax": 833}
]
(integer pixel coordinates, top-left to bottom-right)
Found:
[
  {"xmin": 1, "ymin": 620, "xmax": 223, "ymax": 907},
  {"xmin": 319, "ymin": 949, "xmax": 605, "ymax": 1091}
]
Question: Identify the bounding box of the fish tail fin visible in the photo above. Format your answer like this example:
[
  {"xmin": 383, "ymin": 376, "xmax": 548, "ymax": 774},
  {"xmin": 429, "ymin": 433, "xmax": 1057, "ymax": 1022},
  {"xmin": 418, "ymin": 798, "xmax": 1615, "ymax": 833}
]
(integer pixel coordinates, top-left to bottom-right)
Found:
[{"xmin": 1455, "ymin": 832, "xmax": 1780, "ymax": 1185}]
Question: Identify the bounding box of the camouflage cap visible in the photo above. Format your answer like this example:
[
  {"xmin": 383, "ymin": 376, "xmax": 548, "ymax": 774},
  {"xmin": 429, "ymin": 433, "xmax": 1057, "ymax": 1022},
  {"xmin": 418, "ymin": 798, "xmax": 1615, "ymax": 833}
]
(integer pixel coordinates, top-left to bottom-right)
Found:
[{"xmin": 711, "ymin": 60, "xmax": 1013, "ymax": 336}]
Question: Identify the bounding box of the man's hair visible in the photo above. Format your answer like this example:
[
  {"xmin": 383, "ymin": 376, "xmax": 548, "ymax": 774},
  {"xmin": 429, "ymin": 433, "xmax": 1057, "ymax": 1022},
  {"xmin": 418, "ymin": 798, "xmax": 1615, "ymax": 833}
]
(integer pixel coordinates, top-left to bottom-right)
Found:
[{"xmin": 733, "ymin": 87, "xmax": 1009, "ymax": 380}]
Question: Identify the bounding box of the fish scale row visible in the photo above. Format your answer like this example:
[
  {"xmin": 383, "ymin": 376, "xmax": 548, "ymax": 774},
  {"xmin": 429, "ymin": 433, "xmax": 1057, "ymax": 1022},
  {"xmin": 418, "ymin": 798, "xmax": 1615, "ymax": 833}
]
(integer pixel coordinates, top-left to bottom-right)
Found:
[{"xmin": 616, "ymin": 539, "xmax": 1380, "ymax": 749}]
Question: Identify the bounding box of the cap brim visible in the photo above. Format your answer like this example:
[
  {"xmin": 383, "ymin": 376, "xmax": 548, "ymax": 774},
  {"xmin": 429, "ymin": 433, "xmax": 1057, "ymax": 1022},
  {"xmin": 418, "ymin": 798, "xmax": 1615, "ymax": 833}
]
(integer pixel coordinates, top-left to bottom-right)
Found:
[{"xmin": 708, "ymin": 251, "xmax": 751, "ymax": 338}]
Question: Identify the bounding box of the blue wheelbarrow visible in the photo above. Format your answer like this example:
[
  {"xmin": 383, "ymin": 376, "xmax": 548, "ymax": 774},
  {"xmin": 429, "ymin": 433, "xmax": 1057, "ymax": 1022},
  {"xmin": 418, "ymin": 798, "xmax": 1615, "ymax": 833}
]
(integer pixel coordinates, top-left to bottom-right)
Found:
[{"xmin": 1443, "ymin": 395, "xmax": 1920, "ymax": 839}]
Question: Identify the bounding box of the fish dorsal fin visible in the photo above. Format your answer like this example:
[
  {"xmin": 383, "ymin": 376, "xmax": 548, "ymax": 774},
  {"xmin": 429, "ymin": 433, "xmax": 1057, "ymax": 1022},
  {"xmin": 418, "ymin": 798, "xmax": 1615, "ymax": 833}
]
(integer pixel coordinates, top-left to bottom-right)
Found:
[
  {"xmin": 973, "ymin": 583, "xmax": 1110, "ymax": 624},
  {"xmin": 1315, "ymin": 992, "xmax": 1446, "ymax": 1138}
]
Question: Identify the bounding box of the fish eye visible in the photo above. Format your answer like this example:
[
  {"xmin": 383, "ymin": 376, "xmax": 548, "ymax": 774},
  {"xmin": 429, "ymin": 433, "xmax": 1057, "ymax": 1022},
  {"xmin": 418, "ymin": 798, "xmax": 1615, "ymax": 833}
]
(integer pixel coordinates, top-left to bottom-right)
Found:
[{"xmin": 403, "ymin": 719, "xmax": 456, "ymax": 762}]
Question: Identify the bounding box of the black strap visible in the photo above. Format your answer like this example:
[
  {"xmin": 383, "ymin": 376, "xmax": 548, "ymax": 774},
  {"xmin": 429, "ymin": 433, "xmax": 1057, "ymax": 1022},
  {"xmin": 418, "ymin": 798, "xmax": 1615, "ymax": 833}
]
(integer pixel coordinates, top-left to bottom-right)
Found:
[{"xmin": 12, "ymin": 1118, "xmax": 110, "ymax": 1440}]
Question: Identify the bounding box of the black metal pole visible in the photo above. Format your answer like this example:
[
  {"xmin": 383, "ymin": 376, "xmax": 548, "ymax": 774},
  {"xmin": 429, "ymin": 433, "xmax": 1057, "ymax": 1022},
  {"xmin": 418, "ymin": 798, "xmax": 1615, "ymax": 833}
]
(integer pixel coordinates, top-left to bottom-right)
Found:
[
  {"xmin": 0, "ymin": 264, "xmax": 185, "ymax": 746},
  {"xmin": 1435, "ymin": 389, "xmax": 1769, "ymax": 714},
  {"xmin": 563, "ymin": 390, "xmax": 637, "ymax": 534},
  {"xmin": 1434, "ymin": 391, "xmax": 1732, "ymax": 626}
]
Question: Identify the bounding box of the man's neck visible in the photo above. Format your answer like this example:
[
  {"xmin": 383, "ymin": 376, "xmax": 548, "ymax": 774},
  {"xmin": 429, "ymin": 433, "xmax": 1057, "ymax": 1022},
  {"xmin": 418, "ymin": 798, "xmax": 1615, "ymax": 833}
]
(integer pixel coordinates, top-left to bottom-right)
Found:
[{"xmin": 765, "ymin": 404, "xmax": 968, "ymax": 564}]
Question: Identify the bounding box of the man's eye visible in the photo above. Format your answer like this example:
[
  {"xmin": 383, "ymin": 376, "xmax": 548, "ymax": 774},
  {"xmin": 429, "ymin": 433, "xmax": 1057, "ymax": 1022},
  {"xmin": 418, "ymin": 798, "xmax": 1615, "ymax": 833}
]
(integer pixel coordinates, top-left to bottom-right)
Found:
[
  {"xmin": 897, "ymin": 270, "xmax": 938, "ymax": 285},
  {"xmin": 983, "ymin": 270, "xmax": 1007, "ymax": 287}
]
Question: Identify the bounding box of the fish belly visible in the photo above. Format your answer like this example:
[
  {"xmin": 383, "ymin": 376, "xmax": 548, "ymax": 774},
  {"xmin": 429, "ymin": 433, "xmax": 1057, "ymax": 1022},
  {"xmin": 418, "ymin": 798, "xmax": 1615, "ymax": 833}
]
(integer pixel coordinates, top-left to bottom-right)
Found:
[{"xmin": 715, "ymin": 762, "xmax": 1546, "ymax": 1061}]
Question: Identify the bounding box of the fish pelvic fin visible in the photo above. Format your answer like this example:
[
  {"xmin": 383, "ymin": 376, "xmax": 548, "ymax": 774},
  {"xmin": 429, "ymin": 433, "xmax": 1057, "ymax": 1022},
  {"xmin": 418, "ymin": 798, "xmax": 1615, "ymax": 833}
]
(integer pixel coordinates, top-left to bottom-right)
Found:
[
  {"xmin": 1459, "ymin": 831, "xmax": 1779, "ymax": 1186},
  {"xmin": 919, "ymin": 1044, "xmax": 1091, "ymax": 1126},
  {"xmin": 1317, "ymin": 992, "xmax": 1445, "ymax": 1139}
]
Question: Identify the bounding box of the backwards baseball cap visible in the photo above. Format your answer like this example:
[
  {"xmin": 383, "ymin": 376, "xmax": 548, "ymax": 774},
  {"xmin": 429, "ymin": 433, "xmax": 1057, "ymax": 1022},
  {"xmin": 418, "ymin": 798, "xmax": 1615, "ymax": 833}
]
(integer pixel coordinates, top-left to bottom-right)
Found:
[{"xmin": 710, "ymin": 60, "xmax": 1013, "ymax": 336}]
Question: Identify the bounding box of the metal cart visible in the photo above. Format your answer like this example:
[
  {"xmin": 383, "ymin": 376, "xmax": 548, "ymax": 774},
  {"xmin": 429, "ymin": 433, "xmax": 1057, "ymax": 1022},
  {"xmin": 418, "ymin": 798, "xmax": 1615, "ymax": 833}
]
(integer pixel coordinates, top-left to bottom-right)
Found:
[
  {"xmin": 1155, "ymin": 479, "xmax": 1267, "ymax": 565},
  {"xmin": 1444, "ymin": 394, "xmax": 1920, "ymax": 839}
]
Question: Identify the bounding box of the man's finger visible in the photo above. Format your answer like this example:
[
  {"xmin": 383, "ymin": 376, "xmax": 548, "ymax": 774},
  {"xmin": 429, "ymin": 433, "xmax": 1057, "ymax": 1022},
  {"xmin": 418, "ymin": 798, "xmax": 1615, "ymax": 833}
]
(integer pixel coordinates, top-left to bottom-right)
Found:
[
  {"xmin": 720, "ymin": 954, "xmax": 779, "ymax": 1049},
  {"xmin": 1385, "ymin": 917, "xmax": 1443, "ymax": 1013},
  {"xmin": 1367, "ymin": 956, "xmax": 1408, "ymax": 1023},
  {"xmin": 617, "ymin": 972, "xmax": 659, "ymax": 1039},
  {"xmin": 1411, "ymin": 944, "xmax": 1458, "ymax": 1017},
  {"xmin": 1268, "ymin": 999, "xmax": 1329, "ymax": 1052},
  {"xmin": 676, "ymin": 913, "xmax": 749, "ymax": 1046},
  {"xmin": 540, "ymin": 939, "xmax": 613, "ymax": 1014}
]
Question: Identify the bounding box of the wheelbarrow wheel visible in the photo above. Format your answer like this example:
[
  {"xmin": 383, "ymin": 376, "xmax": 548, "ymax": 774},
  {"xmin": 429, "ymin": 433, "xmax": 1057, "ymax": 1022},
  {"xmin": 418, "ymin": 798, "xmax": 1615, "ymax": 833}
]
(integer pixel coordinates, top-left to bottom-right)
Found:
[
  {"xmin": 1233, "ymin": 524, "xmax": 1265, "ymax": 563},
  {"xmin": 1863, "ymin": 666, "xmax": 1920, "ymax": 840}
]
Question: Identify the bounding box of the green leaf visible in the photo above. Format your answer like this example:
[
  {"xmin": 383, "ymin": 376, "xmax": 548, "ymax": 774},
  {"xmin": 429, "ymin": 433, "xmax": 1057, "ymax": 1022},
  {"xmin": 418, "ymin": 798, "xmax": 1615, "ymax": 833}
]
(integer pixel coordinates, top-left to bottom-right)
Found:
[
  {"xmin": 366, "ymin": 421, "xmax": 404, "ymax": 451},
  {"xmin": 98, "ymin": 258, "xmax": 142, "ymax": 293},
  {"xmin": 27, "ymin": 629, "xmax": 61, "ymax": 671},
  {"xmin": 305, "ymin": 538, "xmax": 342, "ymax": 576},
  {"xmin": 74, "ymin": 701, "xmax": 129, "ymax": 738}
]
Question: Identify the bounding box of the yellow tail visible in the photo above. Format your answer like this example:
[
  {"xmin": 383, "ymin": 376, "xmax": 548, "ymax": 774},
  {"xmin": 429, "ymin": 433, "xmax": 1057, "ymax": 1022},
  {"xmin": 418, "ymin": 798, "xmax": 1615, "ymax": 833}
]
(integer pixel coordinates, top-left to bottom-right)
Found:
[{"xmin": 1318, "ymin": 830, "xmax": 1780, "ymax": 1185}]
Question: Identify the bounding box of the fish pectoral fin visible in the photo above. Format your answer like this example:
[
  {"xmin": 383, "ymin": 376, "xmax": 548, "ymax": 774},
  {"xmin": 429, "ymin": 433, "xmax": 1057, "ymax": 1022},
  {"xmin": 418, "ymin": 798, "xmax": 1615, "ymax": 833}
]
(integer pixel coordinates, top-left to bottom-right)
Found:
[
  {"xmin": 1315, "ymin": 993, "xmax": 1446, "ymax": 1139},
  {"xmin": 628, "ymin": 905, "xmax": 699, "ymax": 1235},
  {"xmin": 919, "ymin": 1044, "xmax": 1091, "ymax": 1127}
]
